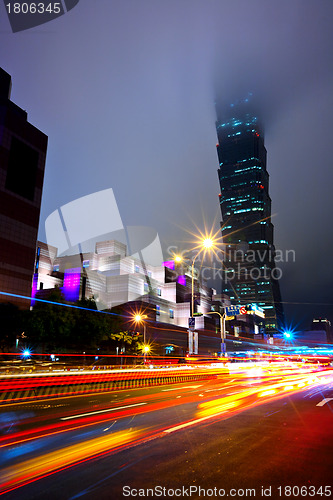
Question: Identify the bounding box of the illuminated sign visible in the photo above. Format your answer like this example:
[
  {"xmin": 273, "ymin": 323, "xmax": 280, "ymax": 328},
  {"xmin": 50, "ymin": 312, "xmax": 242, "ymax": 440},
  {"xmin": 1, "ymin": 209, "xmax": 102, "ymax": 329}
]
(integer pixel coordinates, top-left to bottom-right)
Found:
[
  {"xmin": 226, "ymin": 305, "xmax": 240, "ymax": 316},
  {"xmin": 248, "ymin": 304, "xmax": 265, "ymax": 318},
  {"xmin": 62, "ymin": 268, "xmax": 81, "ymax": 302}
]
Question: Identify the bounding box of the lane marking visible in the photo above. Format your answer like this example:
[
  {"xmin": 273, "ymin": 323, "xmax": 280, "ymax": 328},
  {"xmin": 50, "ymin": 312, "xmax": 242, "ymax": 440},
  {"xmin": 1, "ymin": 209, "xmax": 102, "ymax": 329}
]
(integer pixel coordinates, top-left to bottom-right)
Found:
[
  {"xmin": 164, "ymin": 413, "xmax": 225, "ymax": 434},
  {"xmin": 60, "ymin": 403, "xmax": 147, "ymax": 420},
  {"xmin": 316, "ymin": 398, "xmax": 333, "ymax": 407},
  {"xmin": 161, "ymin": 385, "xmax": 202, "ymax": 392},
  {"xmin": 264, "ymin": 410, "xmax": 281, "ymax": 417},
  {"xmin": 204, "ymin": 389, "xmax": 243, "ymax": 396},
  {"xmin": 103, "ymin": 421, "xmax": 117, "ymax": 432}
]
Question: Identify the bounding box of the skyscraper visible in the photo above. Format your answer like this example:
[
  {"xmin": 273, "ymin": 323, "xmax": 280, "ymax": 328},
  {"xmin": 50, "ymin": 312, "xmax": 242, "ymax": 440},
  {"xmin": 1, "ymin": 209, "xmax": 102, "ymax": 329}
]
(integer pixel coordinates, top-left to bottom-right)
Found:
[
  {"xmin": 215, "ymin": 95, "xmax": 284, "ymax": 334},
  {"xmin": 0, "ymin": 68, "xmax": 48, "ymax": 307}
]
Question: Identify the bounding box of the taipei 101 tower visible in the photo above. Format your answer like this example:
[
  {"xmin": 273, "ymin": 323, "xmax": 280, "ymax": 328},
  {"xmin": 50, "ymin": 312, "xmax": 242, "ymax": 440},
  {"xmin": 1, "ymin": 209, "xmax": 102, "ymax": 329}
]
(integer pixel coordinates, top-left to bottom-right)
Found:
[{"xmin": 215, "ymin": 95, "xmax": 284, "ymax": 335}]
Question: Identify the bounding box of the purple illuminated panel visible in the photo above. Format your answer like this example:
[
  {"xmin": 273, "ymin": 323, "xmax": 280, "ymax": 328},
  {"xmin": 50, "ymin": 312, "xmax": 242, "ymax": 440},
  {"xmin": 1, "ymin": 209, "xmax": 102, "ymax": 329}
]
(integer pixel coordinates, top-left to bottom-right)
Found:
[
  {"xmin": 177, "ymin": 275, "xmax": 186, "ymax": 286},
  {"xmin": 163, "ymin": 260, "xmax": 175, "ymax": 270},
  {"xmin": 62, "ymin": 268, "xmax": 81, "ymax": 302},
  {"xmin": 31, "ymin": 273, "xmax": 38, "ymax": 306}
]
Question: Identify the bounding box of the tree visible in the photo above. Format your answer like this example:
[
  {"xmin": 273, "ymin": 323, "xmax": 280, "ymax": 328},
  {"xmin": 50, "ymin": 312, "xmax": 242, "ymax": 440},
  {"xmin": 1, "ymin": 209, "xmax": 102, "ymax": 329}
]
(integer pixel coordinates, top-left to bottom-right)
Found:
[
  {"xmin": 25, "ymin": 288, "xmax": 74, "ymax": 351},
  {"xmin": 71, "ymin": 298, "xmax": 110, "ymax": 350},
  {"xmin": 24, "ymin": 292, "xmax": 143, "ymax": 354},
  {"xmin": 0, "ymin": 302, "xmax": 23, "ymax": 352}
]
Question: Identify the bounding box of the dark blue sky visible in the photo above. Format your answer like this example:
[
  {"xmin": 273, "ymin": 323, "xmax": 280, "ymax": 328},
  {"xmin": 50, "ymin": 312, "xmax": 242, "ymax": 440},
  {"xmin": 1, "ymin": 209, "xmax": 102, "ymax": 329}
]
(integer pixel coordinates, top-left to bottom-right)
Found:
[{"xmin": 1, "ymin": 0, "xmax": 332, "ymax": 328}]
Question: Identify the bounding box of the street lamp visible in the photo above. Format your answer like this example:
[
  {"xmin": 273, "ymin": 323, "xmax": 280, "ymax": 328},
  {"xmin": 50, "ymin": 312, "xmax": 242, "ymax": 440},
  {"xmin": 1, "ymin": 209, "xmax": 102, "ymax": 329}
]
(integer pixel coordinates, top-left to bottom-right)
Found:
[
  {"xmin": 133, "ymin": 313, "xmax": 149, "ymax": 360},
  {"xmin": 173, "ymin": 234, "xmax": 220, "ymax": 356},
  {"xmin": 191, "ymin": 238, "xmax": 214, "ymax": 316},
  {"xmin": 174, "ymin": 237, "xmax": 215, "ymax": 317}
]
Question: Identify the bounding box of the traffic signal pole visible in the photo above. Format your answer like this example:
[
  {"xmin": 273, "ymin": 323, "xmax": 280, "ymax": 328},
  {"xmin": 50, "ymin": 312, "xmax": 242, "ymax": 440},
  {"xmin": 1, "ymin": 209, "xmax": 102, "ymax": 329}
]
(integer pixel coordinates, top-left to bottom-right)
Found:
[{"xmin": 205, "ymin": 311, "xmax": 226, "ymax": 355}]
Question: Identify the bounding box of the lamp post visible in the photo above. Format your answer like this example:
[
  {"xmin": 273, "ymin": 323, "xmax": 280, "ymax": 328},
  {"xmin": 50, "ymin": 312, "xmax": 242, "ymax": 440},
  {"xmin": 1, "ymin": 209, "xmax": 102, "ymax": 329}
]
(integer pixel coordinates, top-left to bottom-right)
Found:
[
  {"xmin": 191, "ymin": 238, "xmax": 214, "ymax": 316},
  {"xmin": 191, "ymin": 252, "xmax": 200, "ymax": 317},
  {"xmin": 205, "ymin": 311, "xmax": 226, "ymax": 355},
  {"xmin": 133, "ymin": 313, "xmax": 149, "ymax": 362},
  {"xmin": 175, "ymin": 237, "xmax": 214, "ymax": 317},
  {"xmin": 174, "ymin": 236, "xmax": 217, "ymax": 356},
  {"xmin": 142, "ymin": 344, "xmax": 150, "ymax": 363}
]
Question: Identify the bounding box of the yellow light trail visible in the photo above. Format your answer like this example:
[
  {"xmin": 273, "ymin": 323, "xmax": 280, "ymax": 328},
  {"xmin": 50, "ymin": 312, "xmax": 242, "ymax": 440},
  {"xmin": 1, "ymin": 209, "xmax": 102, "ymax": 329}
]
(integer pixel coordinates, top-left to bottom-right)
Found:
[{"xmin": 0, "ymin": 428, "xmax": 143, "ymax": 495}]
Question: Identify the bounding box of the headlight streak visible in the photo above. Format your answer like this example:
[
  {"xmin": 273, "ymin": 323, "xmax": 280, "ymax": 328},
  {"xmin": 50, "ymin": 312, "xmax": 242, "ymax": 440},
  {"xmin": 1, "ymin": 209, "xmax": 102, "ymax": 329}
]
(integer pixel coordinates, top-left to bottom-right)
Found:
[
  {"xmin": 196, "ymin": 367, "xmax": 331, "ymax": 419},
  {"xmin": 0, "ymin": 363, "xmax": 331, "ymax": 496},
  {"xmin": 0, "ymin": 427, "xmax": 145, "ymax": 496},
  {"xmin": 258, "ymin": 389, "xmax": 277, "ymax": 398},
  {"xmin": 59, "ymin": 402, "xmax": 147, "ymax": 420},
  {"xmin": 0, "ymin": 393, "xmax": 201, "ymax": 450}
]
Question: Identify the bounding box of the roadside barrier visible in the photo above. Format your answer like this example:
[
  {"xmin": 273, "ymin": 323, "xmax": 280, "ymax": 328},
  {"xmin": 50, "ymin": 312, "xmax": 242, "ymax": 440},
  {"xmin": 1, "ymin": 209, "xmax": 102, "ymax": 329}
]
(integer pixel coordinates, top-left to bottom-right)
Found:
[{"xmin": 0, "ymin": 366, "xmax": 228, "ymax": 403}]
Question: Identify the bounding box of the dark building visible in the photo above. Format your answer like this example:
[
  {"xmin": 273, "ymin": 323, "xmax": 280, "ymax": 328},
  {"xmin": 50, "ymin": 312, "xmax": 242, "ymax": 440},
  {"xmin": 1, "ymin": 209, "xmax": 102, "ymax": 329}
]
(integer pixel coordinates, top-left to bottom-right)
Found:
[
  {"xmin": 311, "ymin": 318, "xmax": 332, "ymax": 344},
  {"xmin": 0, "ymin": 68, "xmax": 47, "ymax": 307},
  {"xmin": 215, "ymin": 95, "xmax": 284, "ymax": 334}
]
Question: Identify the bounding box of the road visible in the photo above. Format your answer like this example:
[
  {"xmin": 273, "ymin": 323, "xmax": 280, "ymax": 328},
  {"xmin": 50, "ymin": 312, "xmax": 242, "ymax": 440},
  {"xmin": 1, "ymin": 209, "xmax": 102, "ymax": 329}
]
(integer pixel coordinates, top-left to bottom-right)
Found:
[{"xmin": 0, "ymin": 362, "xmax": 332, "ymax": 499}]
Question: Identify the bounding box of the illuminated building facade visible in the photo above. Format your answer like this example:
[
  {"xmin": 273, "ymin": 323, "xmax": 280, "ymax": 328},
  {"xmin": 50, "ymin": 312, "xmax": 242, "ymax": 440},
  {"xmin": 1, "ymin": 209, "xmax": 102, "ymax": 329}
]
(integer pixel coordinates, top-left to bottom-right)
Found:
[
  {"xmin": 34, "ymin": 238, "xmax": 273, "ymax": 352},
  {"xmin": 216, "ymin": 95, "xmax": 284, "ymax": 334},
  {"xmin": 0, "ymin": 68, "xmax": 47, "ymax": 307},
  {"xmin": 34, "ymin": 239, "xmax": 216, "ymax": 329},
  {"xmin": 34, "ymin": 239, "xmax": 226, "ymax": 354}
]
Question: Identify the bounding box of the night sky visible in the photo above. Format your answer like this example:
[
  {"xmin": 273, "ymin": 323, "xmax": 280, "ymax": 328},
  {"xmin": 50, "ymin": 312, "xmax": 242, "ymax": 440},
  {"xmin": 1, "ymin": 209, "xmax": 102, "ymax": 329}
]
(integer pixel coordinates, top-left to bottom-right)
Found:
[{"xmin": 1, "ymin": 0, "xmax": 332, "ymax": 329}]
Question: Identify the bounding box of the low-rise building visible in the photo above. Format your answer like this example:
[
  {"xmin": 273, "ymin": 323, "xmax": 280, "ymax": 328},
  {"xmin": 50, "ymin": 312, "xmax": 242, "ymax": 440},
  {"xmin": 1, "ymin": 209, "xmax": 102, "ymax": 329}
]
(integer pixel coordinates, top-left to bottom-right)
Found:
[
  {"xmin": 33, "ymin": 239, "xmax": 231, "ymax": 354},
  {"xmin": 33, "ymin": 238, "xmax": 269, "ymax": 354}
]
